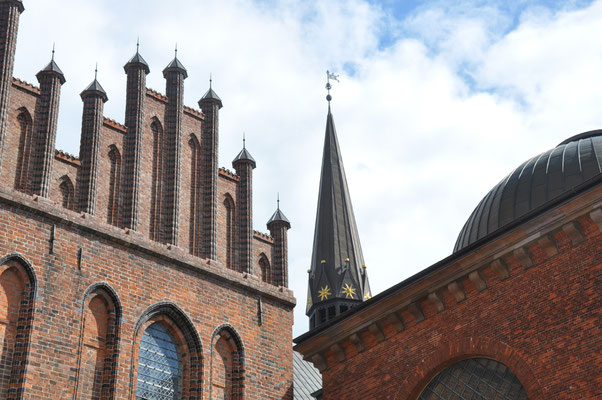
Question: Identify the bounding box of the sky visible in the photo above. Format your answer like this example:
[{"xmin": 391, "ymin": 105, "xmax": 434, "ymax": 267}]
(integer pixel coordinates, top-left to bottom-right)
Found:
[{"xmin": 12, "ymin": 0, "xmax": 602, "ymax": 338}]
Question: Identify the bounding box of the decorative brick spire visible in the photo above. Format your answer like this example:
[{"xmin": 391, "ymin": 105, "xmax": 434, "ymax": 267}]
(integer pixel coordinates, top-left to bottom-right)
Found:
[
  {"xmin": 0, "ymin": 0, "xmax": 24, "ymax": 173},
  {"xmin": 267, "ymin": 196, "xmax": 291, "ymax": 287},
  {"xmin": 162, "ymin": 50, "xmax": 187, "ymax": 246},
  {"xmin": 307, "ymin": 83, "xmax": 371, "ymax": 329},
  {"xmin": 122, "ymin": 43, "xmax": 149, "ymax": 230},
  {"xmin": 78, "ymin": 67, "xmax": 108, "ymax": 214},
  {"xmin": 198, "ymin": 77, "xmax": 222, "ymax": 260},
  {"xmin": 31, "ymin": 50, "xmax": 65, "ymax": 197},
  {"xmin": 233, "ymin": 138, "xmax": 256, "ymax": 273}
]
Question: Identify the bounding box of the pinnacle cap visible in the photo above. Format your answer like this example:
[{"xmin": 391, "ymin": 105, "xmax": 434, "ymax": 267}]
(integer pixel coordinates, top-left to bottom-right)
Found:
[
  {"xmin": 199, "ymin": 87, "xmax": 223, "ymax": 109},
  {"xmin": 163, "ymin": 56, "xmax": 188, "ymax": 78},
  {"xmin": 124, "ymin": 51, "xmax": 150, "ymax": 74},
  {"xmin": 6, "ymin": 0, "xmax": 24, "ymax": 13},
  {"xmin": 36, "ymin": 59, "xmax": 66, "ymax": 84},
  {"xmin": 80, "ymin": 79, "xmax": 108, "ymax": 102},
  {"xmin": 232, "ymin": 147, "xmax": 256, "ymax": 169},
  {"xmin": 267, "ymin": 208, "xmax": 291, "ymax": 229}
]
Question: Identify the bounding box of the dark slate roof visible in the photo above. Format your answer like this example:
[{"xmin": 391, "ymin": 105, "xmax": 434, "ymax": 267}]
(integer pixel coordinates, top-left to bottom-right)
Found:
[
  {"xmin": 307, "ymin": 108, "xmax": 371, "ymax": 316},
  {"xmin": 232, "ymin": 147, "xmax": 256, "ymax": 168},
  {"xmin": 454, "ymin": 130, "xmax": 602, "ymax": 252},
  {"xmin": 37, "ymin": 59, "xmax": 66, "ymax": 84},
  {"xmin": 80, "ymin": 79, "xmax": 108, "ymax": 102},
  {"xmin": 293, "ymin": 351, "xmax": 322, "ymax": 400},
  {"xmin": 267, "ymin": 207, "xmax": 291, "ymax": 228},
  {"xmin": 163, "ymin": 56, "xmax": 188, "ymax": 78},
  {"xmin": 124, "ymin": 51, "xmax": 150, "ymax": 74},
  {"xmin": 199, "ymin": 87, "xmax": 223, "ymax": 109},
  {"xmin": 10, "ymin": 0, "xmax": 24, "ymax": 12}
]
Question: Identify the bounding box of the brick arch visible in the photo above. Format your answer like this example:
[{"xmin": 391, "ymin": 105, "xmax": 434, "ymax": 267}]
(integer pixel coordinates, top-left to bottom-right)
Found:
[
  {"xmin": 107, "ymin": 145, "xmax": 122, "ymax": 226},
  {"xmin": 210, "ymin": 324, "xmax": 245, "ymax": 400},
  {"xmin": 74, "ymin": 282, "xmax": 122, "ymax": 399},
  {"xmin": 0, "ymin": 254, "xmax": 37, "ymax": 398},
  {"xmin": 258, "ymin": 252, "xmax": 271, "ymax": 284},
  {"xmin": 188, "ymin": 134, "xmax": 201, "ymax": 256},
  {"xmin": 223, "ymin": 193, "xmax": 235, "ymax": 270},
  {"xmin": 130, "ymin": 302, "xmax": 203, "ymax": 399},
  {"xmin": 150, "ymin": 117, "xmax": 165, "ymax": 242},
  {"xmin": 395, "ymin": 336, "xmax": 545, "ymax": 400},
  {"xmin": 58, "ymin": 174, "xmax": 75, "ymax": 210},
  {"xmin": 14, "ymin": 107, "xmax": 34, "ymax": 192}
]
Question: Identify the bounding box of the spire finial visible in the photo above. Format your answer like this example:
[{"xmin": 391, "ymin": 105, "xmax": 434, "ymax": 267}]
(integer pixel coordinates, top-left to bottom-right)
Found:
[
  {"xmin": 209, "ymin": 73, "xmax": 212, "ymax": 89},
  {"xmin": 325, "ymin": 70, "xmax": 339, "ymax": 105},
  {"xmin": 94, "ymin": 62, "xmax": 98, "ymax": 80},
  {"xmin": 243, "ymin": 132, "xmax": 246, "ymax": 149},
  {"xmin": 51, "ymin": 43, "xmax": 55, "ymax": 61},
  {"xmin": 175, "ymin": 43, "xmax": 178, "ymax": 58},
  {"xmin": 277, "ymin": 193, "xmax": 280, "ymax": 210},
  {"xmin": 136, "ymin": 37, "xmax": 140, "ymax": 53}
]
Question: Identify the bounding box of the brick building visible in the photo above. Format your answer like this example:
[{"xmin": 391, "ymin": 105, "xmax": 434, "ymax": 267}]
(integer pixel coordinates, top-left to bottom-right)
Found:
[
  {"xmin": 0, "ymin": 1, "xmax": 295, "ymax": 399},
  {"xmin": 294, "ymin": 93, "xmax": 602, "ymax": 398}
]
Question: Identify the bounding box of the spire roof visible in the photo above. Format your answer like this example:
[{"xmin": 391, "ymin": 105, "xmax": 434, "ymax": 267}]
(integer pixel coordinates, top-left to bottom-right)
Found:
[
  {"xmin": 267, "ymin": 197, "xmax": 291, "ymax": 228},
  {"xmin": 80, "ymin": 78, "xmax": 108, "ymax": 102},
  {"xmin": 163, "ymin": 55, "xmax": 188, "ymax": 78},
  {"xmin": 199, "ymin": 77, "xmax": 223, "ymax": 108},
  {"xmin": 37, "ymin": 58, "xmax": 66, "ymax": 84},
  {"xmin": 232, "ymin": 146, "xmax": 256, "ymax": 168},
  {"xmin": 124, "ymin": 41, "xmax": 150, "ymax": 74},
  {"xmin": 307, "ymin": 106, "xmax": 371, "ymax": 324}
]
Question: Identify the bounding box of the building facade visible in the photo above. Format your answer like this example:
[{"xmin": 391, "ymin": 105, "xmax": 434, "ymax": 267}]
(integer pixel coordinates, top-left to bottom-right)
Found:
[
  {"xmin": 0, "ymin": 1, "xmax": 295, "ymax": 399},
  {"xmin": 295, "ymin": 97, "xmax": 602, "ymax": 398}
]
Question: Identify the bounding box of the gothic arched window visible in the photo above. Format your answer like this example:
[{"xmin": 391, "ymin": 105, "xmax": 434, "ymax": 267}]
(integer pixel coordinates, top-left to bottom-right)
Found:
[
  {"xmin": 59, "ymin": 175, "xmax": 75, "ymax": 210},
  {"xmin": 259, "ymin": 253, "xmax": 271, "ymax": 284},
  {"xmin": 15, "ymin": 108, "xmax": 33, "ymax": 193},
  {"xmin": 107, "ymin": 145, "xmax": 122, "ymax": 226},
  {"xmin": 150, "ymin": 119, "xmax": 164, "ymax": 242},
  {"xmin": 189, "ymin": 135, "xmax": 201, "ymax": 256},
  {"xmin": 224, "ymin": 194, "xmax": 235, "ymax": 270},
  {"xmin": 136, "ymin": 322, "xmax": 182, "ymax": 400},
  {"xmin": 418, "ymin": 358, "xmax": 528, "ymax": 400}
]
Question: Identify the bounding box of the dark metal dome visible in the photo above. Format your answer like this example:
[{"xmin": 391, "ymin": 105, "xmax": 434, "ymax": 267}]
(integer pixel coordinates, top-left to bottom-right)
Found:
[{"xmin": 454, "ymin": 130, "xmax": 602, "ymax": 253}]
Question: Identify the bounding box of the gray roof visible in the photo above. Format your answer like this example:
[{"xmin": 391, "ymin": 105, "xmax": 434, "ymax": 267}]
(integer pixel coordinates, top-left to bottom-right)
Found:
[
  {"xmin": 293, "ymin": 351, "xmax": 322, "ymax": 400},
  {"xmin": 37, "ymin": 59, "xmax": 66, "ymax": 84},
  {"xmin": 454, "ymin": 130, "xmax": 602, "ymax": 252},
  {"xmin": 163, "ymin": 56, "xmax": 188, "ymax": 78},
  {"xmin": 267, "ymin": 207, "xmax": 291, "ymax": 228},
  {"xmin": 124, "ymin": 51, "xmax": 150, "ymax": 74},
  {"xmin": 199, "ymin": 87, "xmax": 223, "ymax": 109},
  {"xmin": 232, "ymin": 147, "xmax": 256, "ymax": 168},
  {"xmin": 307, "ymin": 108, "xmax": 371, "ymax": 323},
  {"xmin": 80, "ymin": 79, "xmax": 108, "ymax": 102}
]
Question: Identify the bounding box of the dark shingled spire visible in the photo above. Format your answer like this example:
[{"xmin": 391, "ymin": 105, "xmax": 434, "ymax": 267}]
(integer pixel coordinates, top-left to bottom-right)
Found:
[
  {"xmin": 124, "ymin": 46, "xmax": 150, "ymax": 74},
  {"xmin": 163, "ymin": 55, "xmax": 188, "ymax": 78},
  {"xmin": 233, "ymin": 137, "xmax": 256, "ymax": 168},
  {"xmin": 80, "ymin": 73, "xmax": 108, "ymax": 102},
  {"xmin": 267, "ymin": 197, "xmax": 291, "ymax": 228},
  {"xmin": 306, "ymin": 106, "xmax": 371, "ymax": 329},
  {"xmin": 38, "ymin": 59, "xmax": 65, "ymax": 84}
]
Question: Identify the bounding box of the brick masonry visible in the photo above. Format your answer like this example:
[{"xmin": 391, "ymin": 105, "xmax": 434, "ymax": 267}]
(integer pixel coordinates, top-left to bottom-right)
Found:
[
  {"xmin": 294, "ymin": 186, "xmax": 602, "ymax": 400},
  {"xmin": 0, "ymin": 2, "xmax": 295, "ymax": 399}
]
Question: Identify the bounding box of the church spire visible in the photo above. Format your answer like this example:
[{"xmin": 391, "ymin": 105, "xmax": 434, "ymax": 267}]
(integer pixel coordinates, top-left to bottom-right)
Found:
[{"xmin": 306, "ymin": 72, "xmax": 371, "ymax": 330}]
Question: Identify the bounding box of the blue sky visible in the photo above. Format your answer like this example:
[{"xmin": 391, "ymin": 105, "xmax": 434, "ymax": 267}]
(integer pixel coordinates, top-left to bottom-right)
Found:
[{"xmin": 12, "ymin": 0, "xmax": 602, "ymax": 337}]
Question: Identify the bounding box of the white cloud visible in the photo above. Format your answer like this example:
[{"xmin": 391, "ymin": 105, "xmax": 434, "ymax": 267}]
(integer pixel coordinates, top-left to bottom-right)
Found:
[{"xmin": 11, "ymin": 0, "xmax": 602, "ymax": 337}]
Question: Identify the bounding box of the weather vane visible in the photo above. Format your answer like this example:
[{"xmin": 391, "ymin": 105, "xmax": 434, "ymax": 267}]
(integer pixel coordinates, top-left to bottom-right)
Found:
[{"xmin": 326, "ymin": 70, "xmax": 339, "ymax": 103}]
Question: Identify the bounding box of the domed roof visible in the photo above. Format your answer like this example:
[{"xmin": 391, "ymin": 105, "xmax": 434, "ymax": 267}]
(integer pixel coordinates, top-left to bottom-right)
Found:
[{"xmin": 454, "ymin": 130, "xmax": 602, "ymax": 253}]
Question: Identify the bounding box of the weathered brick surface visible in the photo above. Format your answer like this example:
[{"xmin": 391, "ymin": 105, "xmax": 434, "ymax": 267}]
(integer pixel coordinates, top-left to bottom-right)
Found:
[
  {"xmin": 0, "ymin": 2, "xmax": 295, "ymax": 398},
  {"xmin": 307, "ymin": 214, "xmax": 601, "ymax": 400}
]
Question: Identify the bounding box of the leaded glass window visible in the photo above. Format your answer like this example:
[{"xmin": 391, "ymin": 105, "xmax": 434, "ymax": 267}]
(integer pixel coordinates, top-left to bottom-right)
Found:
[
  {"xmin": 418, "ymin": 358, "xmax": 528, "ymax": 400},
  {"xmin": 136, "ymin": 322, "xmax": 182, "ymax": 400}
]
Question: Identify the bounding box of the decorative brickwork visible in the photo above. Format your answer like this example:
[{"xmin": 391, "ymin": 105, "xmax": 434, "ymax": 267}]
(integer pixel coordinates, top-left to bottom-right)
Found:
[{"xmin": 0, "ymin": 1, "xmax": 22, "ymax": 171}]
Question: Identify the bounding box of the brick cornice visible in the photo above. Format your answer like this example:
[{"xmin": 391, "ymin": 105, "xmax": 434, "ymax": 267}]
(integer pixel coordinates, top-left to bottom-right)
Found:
[
  {"xmin": 294, "ymin": 184, "xmax": 602, "ymax": 370},
  {"xmin": 0, "ymin": 186, "xmax": 296, "ymax": 308}
]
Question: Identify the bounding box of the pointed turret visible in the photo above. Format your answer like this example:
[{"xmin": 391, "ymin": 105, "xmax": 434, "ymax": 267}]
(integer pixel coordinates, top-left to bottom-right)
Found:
[
  {"xmin": 122, "ymin": 41, "xmax": 149, "ymax": 230},
  {"xmin": 267, "ymin": 196, "xmax": 291, "ymax": 287},
  {"xmin": 307, "ymin": 82, "xmax": 371, "ymax": 330},
  {"xmin": 233, "ymin": 138, "xmax": 256, "ymax": 273}
]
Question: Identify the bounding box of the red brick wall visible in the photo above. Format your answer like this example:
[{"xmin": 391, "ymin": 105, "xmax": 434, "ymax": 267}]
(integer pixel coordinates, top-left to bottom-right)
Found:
[
  {"xmin": 0, "ymin": 190, "xmax": 294, "ymax": 399},
  {"xmin": 317, "ymin": 216, "xmax": 601, "ymax": 400}
]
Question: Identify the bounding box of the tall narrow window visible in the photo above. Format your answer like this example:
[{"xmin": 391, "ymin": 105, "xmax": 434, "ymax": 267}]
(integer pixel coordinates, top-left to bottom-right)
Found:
[
  {"xmin": 136, "ymin": 322, "xmax": 182, "ymax": 400},
  {"xmin": 150, "ymin": 119, "xmax": 164, "ymax": 242},
  {"xmin": 211, "ymin": 327, "xmax": 244, "ymax": 400},
  {"xmin": 224, "ymin": 194, "xmax": 235, "ymax": 270},
  {"xmin": 189, "ymin": 135, "xmax": 201, "ymax": 256},
  {"xmin": 259, "ymin": 254, "xmax": 271, "ymax": 284},
  {"xmin": 107, "ymin": 146, "xmax": 122, "ymax": 227},
  {"xmin": 14, "ymin": 109, "xmax": 33, "ymax": 193},
  {"xmin": 0, "ymin": 256, "xmax": 36, "ymax": 398},
  {"xmin": 59, "ymin": 176, "xmax": 75, "ymax": 210}
]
